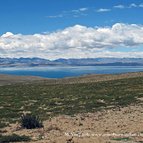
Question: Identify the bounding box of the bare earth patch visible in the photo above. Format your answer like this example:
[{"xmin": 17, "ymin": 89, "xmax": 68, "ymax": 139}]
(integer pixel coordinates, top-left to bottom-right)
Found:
[{"xmin": 2, "ymin": 104, "xmax": 143, "ymax": 143}]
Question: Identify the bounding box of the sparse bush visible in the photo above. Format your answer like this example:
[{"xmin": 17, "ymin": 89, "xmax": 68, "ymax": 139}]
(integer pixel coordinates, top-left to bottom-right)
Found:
[
  {"xmin": 20, "ymin": 114, "xmax": 43, "ymax": 129},
  {"xmin": 0, "ymin": 134, "xmax": 31, "ymax": 142},
  {"xmin": 0, "ymin": 122, "xmax": 7, "ymax": 129}
]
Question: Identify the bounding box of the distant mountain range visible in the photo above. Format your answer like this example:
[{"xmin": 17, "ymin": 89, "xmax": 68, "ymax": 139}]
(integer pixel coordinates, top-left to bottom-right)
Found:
[{"xmin": 0, "ymin": 57, "xmax": 143, "ymax": 67}]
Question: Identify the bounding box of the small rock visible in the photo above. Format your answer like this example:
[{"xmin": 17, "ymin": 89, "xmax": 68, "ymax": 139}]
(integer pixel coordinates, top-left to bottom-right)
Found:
[{"xmin": 66, "ymin": 137, "xmax": 74, "ymax": 143}]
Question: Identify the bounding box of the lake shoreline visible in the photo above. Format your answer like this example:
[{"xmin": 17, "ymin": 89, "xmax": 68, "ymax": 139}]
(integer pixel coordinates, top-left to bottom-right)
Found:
[
  {"xmin": 1, "ymin": 65, "xmax": 143, "ymax": 78},
  {"xmin": 0, "ymin": 71, "xmax": 143, "ymax": 86}
]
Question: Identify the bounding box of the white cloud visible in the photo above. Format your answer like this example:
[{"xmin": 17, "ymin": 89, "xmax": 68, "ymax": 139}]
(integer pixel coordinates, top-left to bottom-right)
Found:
[
  {"xmin": 47, "ymin": 14, "xmax": 63, "ymax": 18},
  {"xmin": 47, "ymin": 7, "xmax": 88, "ymax": 19},
  {"xmin": 1, "ymin": 23, "xmax": 143, "ymax": 59},
  {"xmin": 72, "ymin": 7, "xmax": 88, "ymax": 13},
  {"xmin": 139, "ymin": 3, "xmax": 143, "ymax": 7},
  {"xmin": 79, "ymin": 8, "xmax": 88, "ymax": 11},
  {"xmin": 113, "ymin": 3, "xmax": 143, "ymax": 9},
  {"xmin": 128, "ymin": 3, "xmax": 137, "ymax": 8},
  {"xmin": 113, "ymin": 5, "xmax": 125, "ymax": 9},
  {"xmin": 1, "ymin": 32, "xmax": 14, "ymax": 38},
  {"xmin": 96, "ymin": 8, "xmax": 111, "ymax": 12}
]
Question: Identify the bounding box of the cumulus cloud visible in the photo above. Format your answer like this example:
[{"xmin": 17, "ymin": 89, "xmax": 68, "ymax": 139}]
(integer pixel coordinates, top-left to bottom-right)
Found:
[
  {"xmin": 0, "ymin": 23, "xmax": 143, "ymax": 59},
  {"xmin": 1, "ymin": 32, "xmax": 14, "ymax": 38}
]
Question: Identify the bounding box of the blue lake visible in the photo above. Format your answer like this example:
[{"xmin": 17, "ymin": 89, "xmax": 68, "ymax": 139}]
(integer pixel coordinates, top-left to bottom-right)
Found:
[{"xmin": 0, "ymin": 66, "xmax": 143, "ymax": 78}]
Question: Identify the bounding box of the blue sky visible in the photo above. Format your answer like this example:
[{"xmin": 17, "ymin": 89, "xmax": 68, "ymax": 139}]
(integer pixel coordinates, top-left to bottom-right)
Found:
[
  {"xmin": 0, "ymin": 0, "xmax": 143, "ymax": 34},
  {"xmin": 0, "ymin": 0, "xmax": 143, "ymax": 59}
]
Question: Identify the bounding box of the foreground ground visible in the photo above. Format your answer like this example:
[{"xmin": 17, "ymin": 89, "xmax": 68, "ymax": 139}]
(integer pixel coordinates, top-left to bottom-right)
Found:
[
  {"xmin": 0, "ymin": 72, "xmax": 143, "ymax": 142},
  {"xmin": 2, "ymin": 105, "xmax": 143, "ymax": 143}
]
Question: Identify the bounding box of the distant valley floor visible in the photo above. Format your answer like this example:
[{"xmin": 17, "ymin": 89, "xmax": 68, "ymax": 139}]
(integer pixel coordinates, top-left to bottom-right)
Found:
[{"xmin": 1, "ymin": 71, "xmax": 143, "ymax": 85}]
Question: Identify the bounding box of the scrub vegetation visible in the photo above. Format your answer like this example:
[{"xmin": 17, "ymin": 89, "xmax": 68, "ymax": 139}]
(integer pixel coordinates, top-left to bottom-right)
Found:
[{"xmin": 0, "ymin": 76, "xmax": 143, "ymax": 129}]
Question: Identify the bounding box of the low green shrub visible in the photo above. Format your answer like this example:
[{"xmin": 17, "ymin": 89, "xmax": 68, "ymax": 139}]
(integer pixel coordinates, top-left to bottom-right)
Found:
[
  {"xmin": 20, "ymin": 114, "xmax": 43, "ymax": 129},
  {"xmin": 112, "ymin": 137, "xmax": 131, "ymax": 141},
  {"xmin": 0, "ymin": 122, "xmax": 7, "ymax": 129},
  {"xmin": 0, "ymin": 134, "xmax": 31, "ymax": 142}
]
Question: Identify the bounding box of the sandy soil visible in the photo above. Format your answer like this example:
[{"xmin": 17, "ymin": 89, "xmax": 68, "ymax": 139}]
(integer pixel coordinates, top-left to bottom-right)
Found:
[
  {"xmin": 2, "ymin": 103, "xmax": 143, "ymax": 143},
  {"xmin": 0, "ymin": 74, "xmax": 47, "ymax": 86}
]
